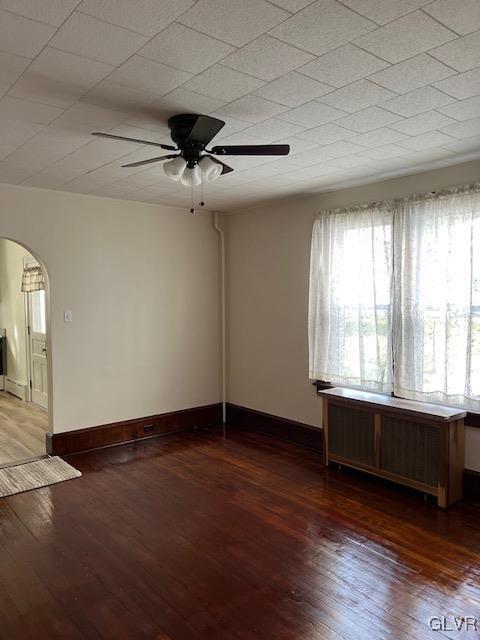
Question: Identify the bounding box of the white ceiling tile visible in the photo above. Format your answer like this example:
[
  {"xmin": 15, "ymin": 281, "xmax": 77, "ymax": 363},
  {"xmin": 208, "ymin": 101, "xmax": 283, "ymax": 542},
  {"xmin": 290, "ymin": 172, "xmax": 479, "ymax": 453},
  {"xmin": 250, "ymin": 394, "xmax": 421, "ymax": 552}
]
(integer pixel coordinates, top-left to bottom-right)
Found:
[
  {"xmin": 0, "ymin": 162, "xmax": 35, "ymax": 182},
  {"xmin": 277, "ymin": 100, "xmax": 347, "ymax": 126},
  {"xmin": 318, "ymin": 79, "xmax": 397, "ymax": 113},
  {"xmin": 296, "ymin": 123, "xmax": 351, "ymax": 144},
  {"xmin": 54, "ymin": 102, "xmax": 129, "ymax": 128},
  {"xmin": 0, "ymin": 9, "xmax": 56, "ymax": 58},
  {"xmin": 222, "ymin": 36, "xmax": 314, "ymax": 81},
  {"xmin": 240, "ymin": 118, "xmax": 306, "ymax": 141},
  {"xmin": 152, "ymin": 88, "xmax": 225, "ymax": 118},
  {"xmin": 440, "ymin": 115, "xmax": 480, "ymax": 138},
  {"xmin": 423, "ymin": 0, "xmax": 480, "ymax": 36},
  {"xmin": 437, "ymin": 95, "xmax": 480, "ymax": 120},
  {"xmin": 285, "ymin": 140, "xmax": 366, "ymax": 165},
  {"xmin": 178, "ymin": 0, "xmax": 289, "ymax": 47},
  {"xmin": 434, "ymin": 68, "xmax": 480, "ymax": 99},
  {"xmin": 0, "ymin": 0, "xmax": 80, "ymax": 26},
  {"xmin": 361, "ymin": 144, "xmax": 409, "ymax": 159},
  {"xmin": 80, "ymin": 81, "xmax": 158, "ymax": 113},
  {"xmin": 78, "ymin": 0, "xmax": 195, "ymax": 37},
  {"xmin": 267, "ymin": 0, "xmax": 316, "ymax": 10},
  {"xmin": 139, "ymin": 23, "xmax": 234, "ymax": 74},
  {"xmin": 312, "ymin": 140, "xmax": 368, "ymax": 159},
  {"xmin": 350, "ymin": 127, "xmax": 409, "ymax": 147},
  {"xmin": 107, "ymin": 57, "xmax": 192, "ymax": 96},
  {"xmin": 105, "ymin": 124, "xmax": 169, "ymax": 146},
  {"xmin": 398, "ymin": 130, "xmax": 456, "ymax": 150},
  {"xmin": 117, "ymin": 112, "xmax": 170, "ymax": 134},
  {"xmin": 0, "ymin": 116, "xmax": 43, "ymax": 158},
  {"xmin": 442, "ymin": 133, "xmax": 480, "ymax": 152},
  {"xmin": 275, "ymin": 136, "xmax": 319, "ymax": 155},
  {"xmin": 368, "ymin": 54, "xmax": 455, "ymax": 93},
  {"xmin": 299, "ymin": 44, "xmax": 389, "ymax": 88},
  {"xmin": 430, "ymin": 32, "xmax": 480, "ymax": 72},
  {"xmin": 22, "ymin": 165, "xmax": 87, "ymax": 189},
  {"xmin": 340, "ymin": 0, "xmax": 433, "ymax": 25},
  {"xmin": 216, "ymin": 95, "xmax": 289, "ymax": 123},
  {"xmin": 183, "ymin": 65, "xmax": 265, "ymax": 102},
  {"xmin": 390, "ymin": 111, "xmax": 457, "ymax": 135},
  {"xmin": 0, "ymin": 97, "xmax": 63, "ymax": 123},
  {"xmin": 354, "ymin": 11, "xmax": 457, "ymax": 63},
  {"xmin": 28, "ymin": 47, "xmax": 114, "ymax": 88},
  {"xmin": 381, "ymin": 86, "xmax": 456, "ymax": 117},
  {"xmin": 0, "ymin": 51, "xmax": 31, "ymax": 85},
  {"xmin": 2, "ymin": 131, "xmax": 88, "ymax": 172},
  {"xmin": 253, "ymin": 72, "xmax": 333, "ymax": 107},
  {"xmin": 399, "ymin": 147, "xmax": 455, "ymax": 162},
  {"xmin": 327, "ymin": 154, "xmax": 375, "ymax": 169},
  {"xmin": 49, "ymin": 12, "xmax": 148, "ymax": 65},
  {"xmin": 55, "ymin": 138, "xmax": 142, "ymax": 172},
  {"xmin": 8, "ymin": 74, "xmax": 87, "ymax": 108},
  {"xmin": 270, "ymin": 0, "xmax": 375, "ymax": 56},
  {"xmin": 334, "ymin": 106, "xmax": 402, "ymax": 132},
  {"xmin": 208, "ymin": 114, "xmax": 251, "ymax": 140}
]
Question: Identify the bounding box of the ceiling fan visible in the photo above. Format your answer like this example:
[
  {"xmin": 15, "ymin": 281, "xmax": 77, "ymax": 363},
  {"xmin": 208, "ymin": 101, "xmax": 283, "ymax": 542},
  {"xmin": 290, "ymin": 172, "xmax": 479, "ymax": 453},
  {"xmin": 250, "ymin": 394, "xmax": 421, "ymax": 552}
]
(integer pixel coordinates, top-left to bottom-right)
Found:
[{"xmin": 92, "ymin": 113, "xmax": 290, "ymax": 188}]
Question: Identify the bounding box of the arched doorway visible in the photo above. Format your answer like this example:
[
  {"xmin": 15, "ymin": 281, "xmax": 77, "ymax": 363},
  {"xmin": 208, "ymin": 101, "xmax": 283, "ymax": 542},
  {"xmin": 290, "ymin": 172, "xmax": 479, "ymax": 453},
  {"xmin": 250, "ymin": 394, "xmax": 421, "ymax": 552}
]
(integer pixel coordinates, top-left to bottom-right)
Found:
[{"xmin": 0, "ymin": 238, "xmax": 51, "ymax": 467}]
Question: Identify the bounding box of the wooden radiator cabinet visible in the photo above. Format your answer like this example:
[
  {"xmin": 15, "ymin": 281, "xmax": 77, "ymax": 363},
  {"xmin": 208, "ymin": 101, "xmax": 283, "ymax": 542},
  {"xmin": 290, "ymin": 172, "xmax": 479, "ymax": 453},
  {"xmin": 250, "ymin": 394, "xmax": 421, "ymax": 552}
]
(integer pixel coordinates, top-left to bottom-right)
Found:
[{"xmin": 319, "ymin": 388, "xmax": 466, "ymax": 508}]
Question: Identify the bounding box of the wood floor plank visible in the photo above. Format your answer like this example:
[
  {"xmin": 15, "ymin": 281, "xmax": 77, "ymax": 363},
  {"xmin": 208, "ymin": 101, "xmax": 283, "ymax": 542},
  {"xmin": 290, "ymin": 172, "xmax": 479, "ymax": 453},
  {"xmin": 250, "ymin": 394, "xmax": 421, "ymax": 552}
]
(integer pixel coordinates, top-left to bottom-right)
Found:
[
  {"xmin": 0, "ymin": 428, "xmax": 479, "ymax": 639},
  {"xmin": 0, "ymin": 392, "xmax": 48, "ymax": 465}
]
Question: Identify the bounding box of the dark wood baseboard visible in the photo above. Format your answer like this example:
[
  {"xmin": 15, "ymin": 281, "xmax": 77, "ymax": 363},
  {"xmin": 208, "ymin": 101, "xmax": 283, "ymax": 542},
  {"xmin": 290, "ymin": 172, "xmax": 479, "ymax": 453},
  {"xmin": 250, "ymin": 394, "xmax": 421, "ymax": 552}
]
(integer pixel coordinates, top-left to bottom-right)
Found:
[
  {"xmin": 226, "ymin": 403, "xmax": 323, "ymax": 451},
  {"xmin": 48, "ymin": 403, "xmax": 222, "ymax": 456},
  {"xmin": 464, "ymin": 469, "xmax": 480, "ymax": 499}
]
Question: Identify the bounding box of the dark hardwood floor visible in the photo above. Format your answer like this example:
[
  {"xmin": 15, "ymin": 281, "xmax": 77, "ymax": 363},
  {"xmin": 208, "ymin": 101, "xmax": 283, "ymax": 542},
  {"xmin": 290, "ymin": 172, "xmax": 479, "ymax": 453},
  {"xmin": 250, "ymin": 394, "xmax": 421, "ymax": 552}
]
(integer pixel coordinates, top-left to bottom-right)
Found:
[{"xmin": 1, "ymin": 428, "xmax": 479, "ymax": 639}]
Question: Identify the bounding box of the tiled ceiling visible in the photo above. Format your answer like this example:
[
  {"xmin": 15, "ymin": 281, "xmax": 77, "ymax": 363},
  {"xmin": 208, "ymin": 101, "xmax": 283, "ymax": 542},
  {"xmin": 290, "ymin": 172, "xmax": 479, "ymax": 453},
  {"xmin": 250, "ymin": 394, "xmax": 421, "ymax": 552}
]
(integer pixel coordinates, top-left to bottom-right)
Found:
[{"xmin": 0, "ymin": 0, "xmax": 479, "ymax": 211}]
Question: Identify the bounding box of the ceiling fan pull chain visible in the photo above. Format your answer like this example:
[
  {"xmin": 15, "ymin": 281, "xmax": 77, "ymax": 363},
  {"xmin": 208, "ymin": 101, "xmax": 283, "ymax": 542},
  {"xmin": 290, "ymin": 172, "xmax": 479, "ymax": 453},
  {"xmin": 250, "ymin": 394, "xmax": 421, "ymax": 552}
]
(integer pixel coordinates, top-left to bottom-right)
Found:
[
  {"xmin": 190, "ymin": 177, "xmax": 196, "ymax": 214},
  {"xmin": 200, "ymin": 172, "xmax": 205, "ymax": 208}
]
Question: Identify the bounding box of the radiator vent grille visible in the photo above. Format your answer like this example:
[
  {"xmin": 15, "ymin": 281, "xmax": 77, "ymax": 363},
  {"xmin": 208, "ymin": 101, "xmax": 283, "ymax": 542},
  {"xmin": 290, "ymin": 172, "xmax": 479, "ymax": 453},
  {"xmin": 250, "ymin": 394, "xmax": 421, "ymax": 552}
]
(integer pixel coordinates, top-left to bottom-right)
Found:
[
  {"xmin": 381, "ymin": 417, "xmax": 439, "ymax": 486},
  {"xmin": 329, "ymin": 405, "xmax": 374, "ymax": 466}
]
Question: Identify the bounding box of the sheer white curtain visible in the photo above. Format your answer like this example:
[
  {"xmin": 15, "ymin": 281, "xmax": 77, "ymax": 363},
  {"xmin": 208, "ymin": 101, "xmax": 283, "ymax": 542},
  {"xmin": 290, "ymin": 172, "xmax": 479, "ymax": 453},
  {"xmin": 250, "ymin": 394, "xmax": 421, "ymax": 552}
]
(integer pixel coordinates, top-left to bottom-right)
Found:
[
  {"xmin": 309, "ymin": 203, "xmax": 394, "ymax": 392},
  {"xmin": 393, "ymin": 186, "xmax": 480, "ymax": 411}
]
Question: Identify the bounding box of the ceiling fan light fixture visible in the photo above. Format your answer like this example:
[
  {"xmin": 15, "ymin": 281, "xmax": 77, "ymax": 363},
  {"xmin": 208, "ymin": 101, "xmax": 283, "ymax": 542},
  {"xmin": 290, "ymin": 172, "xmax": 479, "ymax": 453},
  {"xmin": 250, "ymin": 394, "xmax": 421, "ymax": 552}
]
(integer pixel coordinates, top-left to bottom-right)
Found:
[
  {"xmin": 163, "ymin": 156, "xmax": 187, "ymax": 181},
  {"xmin": 199, "ymin": 156, "xmax": 222, "ymax": 182},
  {"xmin": 180, "ymin": 165, "xmax": 201, "ymax": 187}
]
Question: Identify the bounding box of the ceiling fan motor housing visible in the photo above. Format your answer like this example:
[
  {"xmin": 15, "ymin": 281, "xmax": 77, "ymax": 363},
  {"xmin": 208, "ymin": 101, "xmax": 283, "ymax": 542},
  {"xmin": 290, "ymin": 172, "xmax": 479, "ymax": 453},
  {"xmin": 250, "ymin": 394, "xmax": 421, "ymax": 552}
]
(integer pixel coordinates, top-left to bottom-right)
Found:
[{"xmin": 168, "ymin": 114, "xmax": 208, "ymax": 167}]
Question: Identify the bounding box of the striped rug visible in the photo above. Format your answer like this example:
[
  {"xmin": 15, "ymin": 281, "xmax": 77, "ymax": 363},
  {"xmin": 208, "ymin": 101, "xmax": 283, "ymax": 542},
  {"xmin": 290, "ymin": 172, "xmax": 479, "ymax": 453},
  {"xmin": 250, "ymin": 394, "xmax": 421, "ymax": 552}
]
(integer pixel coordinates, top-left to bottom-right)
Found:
[{"xmin": 0, "ymin": 457, "xmax": 81, "ymax": 497}]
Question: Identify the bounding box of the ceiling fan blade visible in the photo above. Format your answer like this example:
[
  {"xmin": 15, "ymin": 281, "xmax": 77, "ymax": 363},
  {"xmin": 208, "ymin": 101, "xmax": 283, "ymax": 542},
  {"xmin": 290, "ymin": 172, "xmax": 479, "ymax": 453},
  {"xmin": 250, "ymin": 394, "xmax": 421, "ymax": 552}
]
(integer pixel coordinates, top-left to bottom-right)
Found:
[
  {"xmin": 211, "ymin": 144, "xmax": 290, "ymax": 156},
  {"xmin": 92, "ymin": 132, "xmax": 177, "ymax": 151},
  {"xmin": 122, "ymin": 154, "xmax": 178, "ymax": 168},
  {"xmin": 185, "ymin": 115, "xmax": 225, "ymax": 145},
  {"xmin": 206, "ymin": 156, "xmax": 234, "ymax": 175}
]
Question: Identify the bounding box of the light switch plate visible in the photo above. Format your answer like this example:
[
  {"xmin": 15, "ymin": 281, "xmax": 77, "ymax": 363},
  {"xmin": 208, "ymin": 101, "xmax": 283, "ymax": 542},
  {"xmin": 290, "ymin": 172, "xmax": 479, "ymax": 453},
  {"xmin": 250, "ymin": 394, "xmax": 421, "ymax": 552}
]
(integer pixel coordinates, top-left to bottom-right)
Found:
[{"xmin": 64, "ymin": 310, "xmax": 73, "ymax": 322}]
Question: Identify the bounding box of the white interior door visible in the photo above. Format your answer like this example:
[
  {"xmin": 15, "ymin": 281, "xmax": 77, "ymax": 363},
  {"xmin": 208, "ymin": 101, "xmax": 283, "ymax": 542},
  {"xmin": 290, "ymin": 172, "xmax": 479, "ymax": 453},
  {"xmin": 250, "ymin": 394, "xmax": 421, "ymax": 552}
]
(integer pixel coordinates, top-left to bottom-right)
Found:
[{"xmin": 28, "ymin": 289, "xmax": 48, "ymax": 410}]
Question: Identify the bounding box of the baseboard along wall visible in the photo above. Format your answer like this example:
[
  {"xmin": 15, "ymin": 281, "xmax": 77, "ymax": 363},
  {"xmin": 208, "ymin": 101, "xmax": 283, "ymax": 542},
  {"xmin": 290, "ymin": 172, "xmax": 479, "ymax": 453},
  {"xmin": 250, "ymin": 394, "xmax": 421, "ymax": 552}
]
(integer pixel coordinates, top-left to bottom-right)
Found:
[{"xmin": 49, "ymin": 403, "xmax": 222, "ymax": 455}]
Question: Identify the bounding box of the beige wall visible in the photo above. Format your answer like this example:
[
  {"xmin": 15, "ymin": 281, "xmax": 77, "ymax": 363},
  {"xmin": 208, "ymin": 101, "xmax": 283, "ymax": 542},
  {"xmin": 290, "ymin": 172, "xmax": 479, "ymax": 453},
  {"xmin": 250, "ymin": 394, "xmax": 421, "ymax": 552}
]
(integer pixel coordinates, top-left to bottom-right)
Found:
[
  {"xmin": 0, "ymin": 183, "xmax": 220, "ymax": 433},
  {"xmin": 0, "ymin": 239, "xmax": 37, "ymax": 385},
  {"xmin": 226, "ymin": 159, "xmax": 480, "ymax": 472}
]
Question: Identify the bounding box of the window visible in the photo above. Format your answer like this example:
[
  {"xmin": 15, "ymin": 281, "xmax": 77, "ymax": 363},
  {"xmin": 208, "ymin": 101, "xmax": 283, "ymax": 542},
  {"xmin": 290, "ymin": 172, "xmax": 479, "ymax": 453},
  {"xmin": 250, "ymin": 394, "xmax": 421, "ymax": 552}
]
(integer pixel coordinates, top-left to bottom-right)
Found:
[
  {"xmin": 30, "ymin": 289, "xmax": 46, "ymax": 335},
  {"xmin": 308, "ymin": 185, "xmax": 480, "ymax": 411}
]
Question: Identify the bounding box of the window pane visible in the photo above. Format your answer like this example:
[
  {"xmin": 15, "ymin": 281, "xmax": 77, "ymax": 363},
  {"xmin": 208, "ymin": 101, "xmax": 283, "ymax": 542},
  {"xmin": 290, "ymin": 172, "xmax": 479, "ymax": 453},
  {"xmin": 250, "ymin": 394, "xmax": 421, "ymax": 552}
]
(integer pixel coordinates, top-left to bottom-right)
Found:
[{"xmin": 31, "ymin": 289, "xmax": 46, "ymax": 334}]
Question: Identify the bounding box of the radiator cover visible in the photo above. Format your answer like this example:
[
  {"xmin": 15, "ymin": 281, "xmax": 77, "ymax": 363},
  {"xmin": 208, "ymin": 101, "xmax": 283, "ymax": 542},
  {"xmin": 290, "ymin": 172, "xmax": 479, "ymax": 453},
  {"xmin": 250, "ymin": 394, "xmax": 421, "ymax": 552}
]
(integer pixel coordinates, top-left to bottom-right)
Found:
[{"xmin": 329, "ymin": 404, "xmax": 374, "ymax": 466}]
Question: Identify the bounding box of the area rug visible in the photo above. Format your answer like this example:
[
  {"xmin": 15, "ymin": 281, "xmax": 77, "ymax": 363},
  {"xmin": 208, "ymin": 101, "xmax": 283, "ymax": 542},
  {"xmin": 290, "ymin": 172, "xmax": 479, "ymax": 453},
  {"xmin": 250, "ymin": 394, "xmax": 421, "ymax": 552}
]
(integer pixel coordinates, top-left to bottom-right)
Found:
[{"xmin": 0, "ymin": 456, "xmax": 81, "ymax": 497}]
